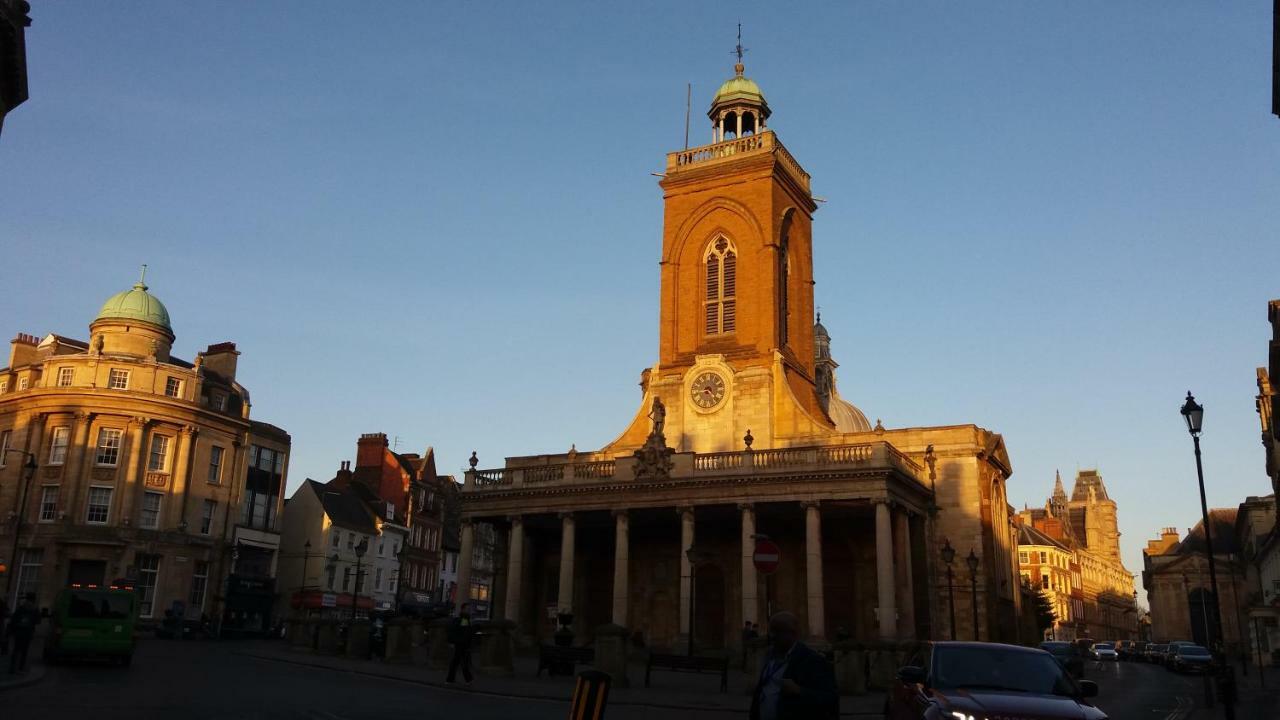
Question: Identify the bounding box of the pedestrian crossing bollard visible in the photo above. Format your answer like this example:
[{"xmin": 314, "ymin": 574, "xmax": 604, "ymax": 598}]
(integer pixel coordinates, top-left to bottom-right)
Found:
[{"xmin": 568, "ymin": 670, "xmax": 611, "ymax": 719}]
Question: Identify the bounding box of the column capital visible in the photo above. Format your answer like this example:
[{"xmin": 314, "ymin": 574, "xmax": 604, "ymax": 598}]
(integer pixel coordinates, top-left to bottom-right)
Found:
[
  {"xmin": 611, "ymin": 508, "xmax": 629, "ymax": 519},
  {"xmin": 558, "ymin": 511, "xmax": 575, "ymax": 521},
  {"xmin": 181, "ymin": 424, "xmax": 198, "ymax": 437},
  {"xmin": 461, "ymin": 516, "xmax": 474, "ymax": 527},
  {"xmin": 737, "ymin": 502, "xmax": 754, "ymax": 513},
  {"xmin": 507, "ymin": 514, "xmax": 524, "ymax": 526},
  {"xmin": 73, "ymin": 410, "xmax": 91, "ymax": 422},
  {"xmin": 676, "ymin": 505, "xmax": 695, "ymax": 518},
  {"xmin": 800, "ymin": 500, "xmax": 821, "ymax": 510},
  {"xmin": 131, "ymin": 415, "xmax": 151, "ymax": 428}
]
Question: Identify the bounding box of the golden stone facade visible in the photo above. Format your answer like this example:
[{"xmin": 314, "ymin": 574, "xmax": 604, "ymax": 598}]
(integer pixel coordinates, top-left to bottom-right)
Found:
[
  {"xmin": 455, "ymin": 63, "xmax": 1023, "ymax": 651},
  {"xmin": 0, "ymin": 279, "xmax": 289, "ymax": 634}
]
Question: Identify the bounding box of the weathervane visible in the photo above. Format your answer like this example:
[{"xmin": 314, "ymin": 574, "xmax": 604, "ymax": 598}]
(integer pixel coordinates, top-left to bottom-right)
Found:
[{"xmin": 731, "ymin": 23, "xmax": 747, "ymax": 73}]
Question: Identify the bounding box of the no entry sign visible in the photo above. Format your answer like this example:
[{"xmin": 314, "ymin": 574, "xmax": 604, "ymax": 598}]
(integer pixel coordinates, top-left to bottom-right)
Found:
[{"xmin": 753, "ymin": 539, "xmax": 781, "ymax": 575}]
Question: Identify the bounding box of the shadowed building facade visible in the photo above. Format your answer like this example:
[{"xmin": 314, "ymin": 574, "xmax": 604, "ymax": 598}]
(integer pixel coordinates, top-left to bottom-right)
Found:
[
  {"xmin": 455, "ymin": 60, "xmax": 1023, "ymax": 651},
  {"xmin": 0, "ymin": 277, "xmax": 290, "ymax": 635}
]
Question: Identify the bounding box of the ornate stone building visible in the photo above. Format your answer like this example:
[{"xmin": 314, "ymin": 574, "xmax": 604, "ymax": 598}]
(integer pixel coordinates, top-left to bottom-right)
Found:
[
  {"xmin": 1144, "ymin": 514, "xmax": 1250, "ymax": 652},
  {"xmin": 454, "ymin": 59, "xmax": 1022, "ymax": 651},
  {"xmin": 0, "ymin": 275, "xmax": 290, "ymax": 635},
  {"xmin": 1016, "ymin": 521, "xmax": 1084, "ymax": 641},
  {"xmin": 1018, "ymin": 470, "xmax": 1137, "ymax": 640}
]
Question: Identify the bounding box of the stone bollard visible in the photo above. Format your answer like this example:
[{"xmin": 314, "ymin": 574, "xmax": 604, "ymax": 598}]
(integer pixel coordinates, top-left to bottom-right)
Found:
[
  {"xmin": 831, "ymin": 642, "xmax": 862, "ymax": 695},
  {"xmin": 409, "ymin": 620, "xmax": 429, "ymax": 665},
  {"xmin": 428, "ymin": 617, "xmax": 452, "ymax": 670},
  {"xmin": 347, "ymin": 621, "xmax": 371, "ymax": 659},
  {"xmin": 594, "ymin": 623, "xmax": 630, "ymax": 688},
  {"xmin": 476, "ymin": 619, "xmax": 516, "ymax": 677},
  {"xmin": 867, "ymin": 644, "xmax": 897, "ymax": 690}
]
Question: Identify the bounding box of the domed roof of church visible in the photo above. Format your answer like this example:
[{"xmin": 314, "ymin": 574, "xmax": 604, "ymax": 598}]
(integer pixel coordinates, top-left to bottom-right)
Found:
[
  {"xmin": 828, "ymin": 390, "xmax": 872, "ymax": 433},
  {"xmin": 814, "ymin": 315, "xmax": 829, "ymax": 339},
  {"xmin": 95, "ymin": 280, "xmax": 172, "ymax": 332},
  {"xmin": 709, "ymin": 63, "xmax": 771, "ymax": 120}
]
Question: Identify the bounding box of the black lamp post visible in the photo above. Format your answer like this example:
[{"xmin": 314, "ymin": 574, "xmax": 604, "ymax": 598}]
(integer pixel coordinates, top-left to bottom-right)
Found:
[
  {"xmin": 966, "ymin": 549, "xmax": 980, "ymax": 641},
  {"xmin": 942, "ymin": 538, "xmax": 957, "ymax": 641},
  {"xmin": 352, "ymin": 538, "xmax": 369, "ymax": 622},
  {"xmin": 3, "ymin": 451, "xmax": 38, "ymax": 602},
  {"xmin": 1181, "ymin": 391, "xmax": 1236, "ymax": 716}
]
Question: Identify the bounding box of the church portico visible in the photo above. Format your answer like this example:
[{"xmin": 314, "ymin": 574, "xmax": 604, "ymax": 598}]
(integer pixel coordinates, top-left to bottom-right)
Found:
[{"xmin": 458, "ymin": 441, "xmax": 932, "ymax": 649}]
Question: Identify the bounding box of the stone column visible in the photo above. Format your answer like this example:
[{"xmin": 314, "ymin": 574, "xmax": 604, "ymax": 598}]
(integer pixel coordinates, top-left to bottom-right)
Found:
[
  {"xmin": 612, "ymin": 509, "xmax": 629, "ymax": 626},
  {"xmin": 455, "ymin": 519, "xmax": 474, "ymax": 613},
  {"xmin": 894, "ymin": 509, "xmax": 915, "ymax": 638},
  {"xmin": 874, "ymin": 501, "xmax": 897, "ymax": 639},
  {"xmin": 118, "ymin": 417, "xmax": 149, "ymax": 526},
  {"xmin": 62, "ymin": 412, "xmax": 92, "ymax": 519},
  {"xmin": 803, "ymin": 501, "xmax": 825, "ymax": 641},
  {"xmin": 503, "ymin": 516, "xmax": 524, "ymax": 624},
  {"xmin": 170, "ymin": 425, "xmax": 196, "ymax": 530},
  {"xmin": 557, "ymin": 512, "xmax": 575, "ymax": 614},
  {"xmin": 736, "ymin": 112, "xmax": 743, "ymax": 138},
  {"xmin": 740, "ymin": 503, "xmax": 758, "ymax": 630},
  {"xmin": 679, "ymin": 506, "xmax": 694, "ymax": 639}
]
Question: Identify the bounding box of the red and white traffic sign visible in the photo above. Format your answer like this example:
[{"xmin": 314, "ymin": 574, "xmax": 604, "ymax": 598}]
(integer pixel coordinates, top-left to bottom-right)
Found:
[{"xmin": 753, "ymin": 539, "xmax": 781, "ymax": 575}]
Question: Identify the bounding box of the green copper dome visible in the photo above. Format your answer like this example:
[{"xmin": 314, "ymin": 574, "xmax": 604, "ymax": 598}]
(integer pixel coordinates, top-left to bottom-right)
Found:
[
  {"xmin": 95, "ymin": 281, "xmax": 172, "ymax": 332},
  {"xmin": 712, "ymin": 74, "xmax": 765, "ymax": 105}
]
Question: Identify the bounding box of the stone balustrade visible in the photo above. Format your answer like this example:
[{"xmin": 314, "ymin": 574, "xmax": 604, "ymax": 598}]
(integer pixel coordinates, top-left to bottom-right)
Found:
[
  {"xmin": 664, "ymin": 131, "xmax": 811, "ymax": 193},
  {"xmin": 464, "ymin": 441, "xmax": 922, "ymax": 493}
]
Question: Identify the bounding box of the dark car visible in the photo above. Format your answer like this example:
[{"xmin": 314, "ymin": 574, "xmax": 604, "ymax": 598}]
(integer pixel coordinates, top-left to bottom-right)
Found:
[
  {"xmin": 1170, "ymin": 645, "xmax": 1213, "ymax": 674},
  {"xmin": 1039, "ymin": 641, "xmax": 1085, "ymax": 678},
  {"xmin": 1163, "ymin": 641, "xmax": 1194, "ymax": 669},
  {"xmin": 1144, "ymin": 643, "xmax": 1167, "ymax": 663},
  {"xmin": 887, "ymin": 642, "xmax": 1106, "ymax": 720}
]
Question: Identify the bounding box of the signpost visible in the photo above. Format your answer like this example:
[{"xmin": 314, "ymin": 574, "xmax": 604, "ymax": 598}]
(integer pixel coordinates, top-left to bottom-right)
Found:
[{"xmin": 753, "ymin": 538, "xmax": 780, "ymax": 621}]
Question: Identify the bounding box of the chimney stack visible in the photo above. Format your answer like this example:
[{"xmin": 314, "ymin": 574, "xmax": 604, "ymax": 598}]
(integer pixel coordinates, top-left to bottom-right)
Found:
[
  {"xmin": 9, "ymin": 333, "xmax": 38, "ymax": 368},
  {"xmin": 203, "ymin": 342, "xmax": 240, "ymax": 381},
  {"xmin": 356, "ymin": 433, "xmax": 389, "ymax": 469}
]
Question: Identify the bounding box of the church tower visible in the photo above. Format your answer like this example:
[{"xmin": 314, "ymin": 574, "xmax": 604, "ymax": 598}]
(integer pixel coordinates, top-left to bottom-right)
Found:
[{"xmin": 603, "ymin": 48, "xmax": 865, "ymax": 455}]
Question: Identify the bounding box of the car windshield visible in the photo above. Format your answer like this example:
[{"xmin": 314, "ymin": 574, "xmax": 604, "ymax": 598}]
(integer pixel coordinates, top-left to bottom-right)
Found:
[
  {"xmin": 933, "ymin": 646, "xmax": 1076, "ymax": 695},
  {"xmin": 1093, "ymin": 643, "xmax": 1111, "ymax": 650},
  {"xmin": 1179, "ymin": 646, "xmax": 1211, "ymax": 656},
  {"xmin": 1040, "ymin": 643, "xmax": 1071, "ymax": 656},
  {"xmin": 67, "ymin": 591, "xmax": 133, "ymax": 619}
]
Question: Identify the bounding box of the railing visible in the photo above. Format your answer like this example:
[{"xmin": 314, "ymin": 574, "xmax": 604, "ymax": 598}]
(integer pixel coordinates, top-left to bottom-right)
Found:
[
  {"xmin": 466, "ymin": 441, "xmax": 917, "ymax": 493},
  {"xmin": 672, "ymin": 134, "xmax": 766, "ymax": 168}
]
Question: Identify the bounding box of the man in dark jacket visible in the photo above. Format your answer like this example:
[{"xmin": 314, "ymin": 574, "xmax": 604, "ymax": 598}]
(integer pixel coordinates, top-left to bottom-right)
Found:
[
  {"xmin": 749, "ymin": 611, "xmax": 838, "ymax": 720},
  {"xmin": 7, "ymin": 594, "xmax": 39, "ymax": 674},
  {"xmin": 445, "ymin": 602, "xmax": 475, "ymax": 684}
]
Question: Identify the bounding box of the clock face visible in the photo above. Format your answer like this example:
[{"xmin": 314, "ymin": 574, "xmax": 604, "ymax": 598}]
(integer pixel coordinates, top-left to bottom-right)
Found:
[{"xmin": 690, "ymin": 371, "xmax": 727, "ymax": 409}]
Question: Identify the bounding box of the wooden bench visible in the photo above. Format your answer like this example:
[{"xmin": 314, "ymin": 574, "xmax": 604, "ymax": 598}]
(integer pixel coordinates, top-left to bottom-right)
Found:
[
  {"xmin": 645, "ymin": 653, "xmax": 729, "ymax": 693},
  {"xmin": 536, "ymin": 644, "xmax": 595, "ymax": 676}
]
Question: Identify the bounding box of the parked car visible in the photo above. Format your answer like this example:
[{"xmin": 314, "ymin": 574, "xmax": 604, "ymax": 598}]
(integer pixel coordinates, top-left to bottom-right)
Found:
[
  {"xmin": 1163, "ymin": 641, "xmax": 1195, "ymax": 668},
  {"xmin": 1170, "ymin": 645, "xmax": 1214, "ymax": 674},
  {"xmin": 1131, "ymin": 641, "xmax": 1147, "ymax": 660},
  {"xmin": 1092, "ymin": 642, "xmax": 1118, "ymax": 661},
  {"xmin": 1039, "ymin": 641, "xmax": 1086, "ymax": 678},
  {"xmin": 1143, "ymin": 643, "xmax": 1168, "ymax": 663},
  {"xmin": 887, "ymin": 642, "xmax": 1105, "ymax": 720}
]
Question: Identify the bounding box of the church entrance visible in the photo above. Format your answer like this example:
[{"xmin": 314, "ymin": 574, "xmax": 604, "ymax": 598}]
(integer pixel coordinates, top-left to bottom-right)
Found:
[{"xmin": 694, "ymin": 563, "xmax": 726, "ymax": 649}]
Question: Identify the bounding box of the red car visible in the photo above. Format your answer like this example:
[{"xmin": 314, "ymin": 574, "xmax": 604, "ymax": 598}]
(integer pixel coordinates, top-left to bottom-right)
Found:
[{"xmin": 886, "ymin": 642, "xmax": 1107, "ymax": 720}]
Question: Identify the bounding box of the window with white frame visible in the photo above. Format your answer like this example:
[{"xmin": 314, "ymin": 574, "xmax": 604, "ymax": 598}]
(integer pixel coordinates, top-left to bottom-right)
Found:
[
  {"xmin": 94, "ymin": 428, "xmax": 123, "ymax": 466},
  {"xmin": 332, "ymin": 530, "xmax": 340, "ymax": 548},
  {"xmin": 48, "ymin": 426, "xmax": 70, "ymax": 465},
  {"xmin": 85, "ymin": 486, "xmax": 112, "ymax": 524},
  {"xmin": 200, "ymin": 500, "xmax": 216, "ymax": 535},
  {"xmin": 56, "ymin": 367, "xmax": 74, "ymax": 387},
  {"xmin": 15, "ymin": 548, "xmax": 42, "ymax": 603},
  {"xmin": 189, "ymin": 561, "xmax": 209, "ymax": 612},
  {"xmin": 1018, "ymin": 551, "xmax": 1028, "ymax": 564},
  {"xmin": 108, "ymin": 368, "xmax": 129, "ymax": 390},
  {"xmin": 38, "ymin": 486, "xmax": 58, "ymax": 522},
  {"xmin": 0, "ymin": 380, "xmax": 7, "ymax": 393},
  {"xmin": 18, "ymin": 377, "xmax": 29, "ymax": 391},
  {"xmin": 207, "ymin": 446, "xmax": 224, "ymax": 484},
  {"xmin": 211, "ymin": 392, "xmax": 226, "ymax": 411},
  {"xmin": 0, "ymin": 429, "xmax": 9, "ymax": 467},
  {"xmin": 374, "ymin": 567, "xmax": 383, "ymax": 590},
  {"xmin": 346, "ymin": 533, "xmax": 354, "ymax": 550},
  {"xmin": 343, "ymin": 567, "xmax": 351, "ymax": 592},
  {"xmin": 164, "ymin": 376, "xmax": 182, "ymax": 398},
  {"xmin": 135, "ymin": 553, "xmax": 161, "ymax": 617},
  {"xmin": 140, "ymin": 491, "xmax": 163, "ymax": 529},
  {"xmin": 703, "ymin": 236, "xmax": 737, "ymax": 335},
  {"xmin": 147, "ymin": 434, "xmax": 170, "ymax": 472}
]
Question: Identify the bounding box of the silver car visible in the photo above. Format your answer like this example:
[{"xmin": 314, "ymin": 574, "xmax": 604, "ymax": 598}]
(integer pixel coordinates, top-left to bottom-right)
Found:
[{"xmin": 1092, "ymin": 642, "xmax": 1118, "ymax": 661}]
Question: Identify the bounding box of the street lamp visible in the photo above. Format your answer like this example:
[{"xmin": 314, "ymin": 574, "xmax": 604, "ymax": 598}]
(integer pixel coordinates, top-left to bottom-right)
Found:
[
  {"xmin": 3, "ymin": 450, "xmax": 37, "ymax": 602},
  {"xmin": 941, "ymin": 538, "xmax": 957, "ymax": 641},
  {"xmin": 966, "ymin": 549, "xmax": 980, "ymax": 641},
  {"xmin": 1180, "ymin": 391, "xmax": 1235, "ymax": 714},
  {"xmin": 352, "ymin": 538, "xmax": 369, "ymax": 622},
  {"xmin": 297, "ymin": 539, "xmax": 312, "ymax": 616}
]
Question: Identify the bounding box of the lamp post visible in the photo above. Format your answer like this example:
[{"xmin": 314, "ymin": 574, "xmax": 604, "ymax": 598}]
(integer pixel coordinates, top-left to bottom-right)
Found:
[
  {"xmin": 297, "ymin": 539, "xmax": 312, "ymax": 616},
  {"xmin": 1180, "ymin": 391, "xmax": 1235, "ymax": 717},
  {"xmin": 966, "ymin": 549, "xmax": 980, "ymax": 641},
  {"xmin": 3, "ymin": 450, "xmax": 37, "ymax": 603},
  {"xmin": 942, "ymin": 538, "xmax": 957, "ymax": 641},
  {"xmin": 352, "ymin": 538, "xmax": 369, "ymax": 622}
]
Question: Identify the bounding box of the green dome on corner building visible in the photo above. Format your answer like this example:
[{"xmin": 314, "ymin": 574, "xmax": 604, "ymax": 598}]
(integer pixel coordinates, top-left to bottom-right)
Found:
[{"xmin": 95, "ymin": 280, "xmax": 172, "ymax": 334}]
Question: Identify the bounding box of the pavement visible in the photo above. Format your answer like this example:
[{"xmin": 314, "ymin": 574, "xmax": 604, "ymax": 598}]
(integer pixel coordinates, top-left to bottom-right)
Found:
[{"xmin": 1087, "ymin": 658, "xmax": 1280, "ymax": 720}]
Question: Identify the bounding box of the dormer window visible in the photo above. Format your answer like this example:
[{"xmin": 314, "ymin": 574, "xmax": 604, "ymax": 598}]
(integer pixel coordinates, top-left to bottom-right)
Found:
[
  {"xmin": 211, "ymin": 392, "xmax": 227, "ymax": 411},
  {"xmin": 108, "ymin": 368, "xmax": 129, "ymax": 390},
  {"xmin": 56, "ymin": 367, "xmax": 74, "ymax": 387},
  {"xmin": 704, "ymin": 237, "xmax": 737, "ymax": 335},
  {"xmin": 164, "ymin": 377, "xmax": 182, "ymax": 398}
]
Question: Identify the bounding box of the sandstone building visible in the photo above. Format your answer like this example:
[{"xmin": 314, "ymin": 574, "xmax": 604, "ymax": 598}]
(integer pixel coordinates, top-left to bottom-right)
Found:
[
  {"xmin": 1018, "ymin": 470, "xmax": 1138, "ymax": 640},
  {"xmin": 0, "ymin": 275, "xmax": 290, "ymax": 635},
  {"xmin": 453, "ymin": 59, "xmax": 1023, "ymax": 651}
]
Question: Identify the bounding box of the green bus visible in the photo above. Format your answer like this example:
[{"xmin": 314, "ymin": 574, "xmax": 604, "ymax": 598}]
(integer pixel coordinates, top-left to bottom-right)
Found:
[{"xmin": 44, "ymin": 584, "xmax": 138, "ymax": 665}]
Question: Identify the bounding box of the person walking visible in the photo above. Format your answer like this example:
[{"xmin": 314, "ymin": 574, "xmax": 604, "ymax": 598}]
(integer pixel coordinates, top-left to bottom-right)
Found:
[
  {"xmin": 7, "ymin": 594, "xmax": 40, "ymax": 674},
  {"xmin": 445, "ymin": 602, "xmax": 475, "ymax": 684},
  {"xmin": 749, "ymin": 611, "xmax": 838, "ymax": 720}
]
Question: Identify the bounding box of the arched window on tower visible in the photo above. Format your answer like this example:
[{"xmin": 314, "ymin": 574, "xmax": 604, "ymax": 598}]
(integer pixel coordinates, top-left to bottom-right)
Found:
[
  {"xmin": 704, "ymin": 237, "xmax": 737, "ymax": 336},
  {"xmin": 778, "ymin": 212, "xmax": 792, "ymax": 347}
]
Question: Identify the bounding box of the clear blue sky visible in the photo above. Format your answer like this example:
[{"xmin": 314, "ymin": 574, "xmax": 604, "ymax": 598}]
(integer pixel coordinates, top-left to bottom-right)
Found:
[{"xmin": 3, "ymin": 2, "xmax": 1276, "ymax": 598}]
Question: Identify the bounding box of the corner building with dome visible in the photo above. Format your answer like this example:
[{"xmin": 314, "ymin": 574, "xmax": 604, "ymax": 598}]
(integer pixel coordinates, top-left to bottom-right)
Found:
[
  {"xmin": 457, "ymin": 60, "xmax": 1025, "ymax": 650},
  {"xmin": 0, "ymin": 276, "xmax": 290, "ymax": 635}
]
